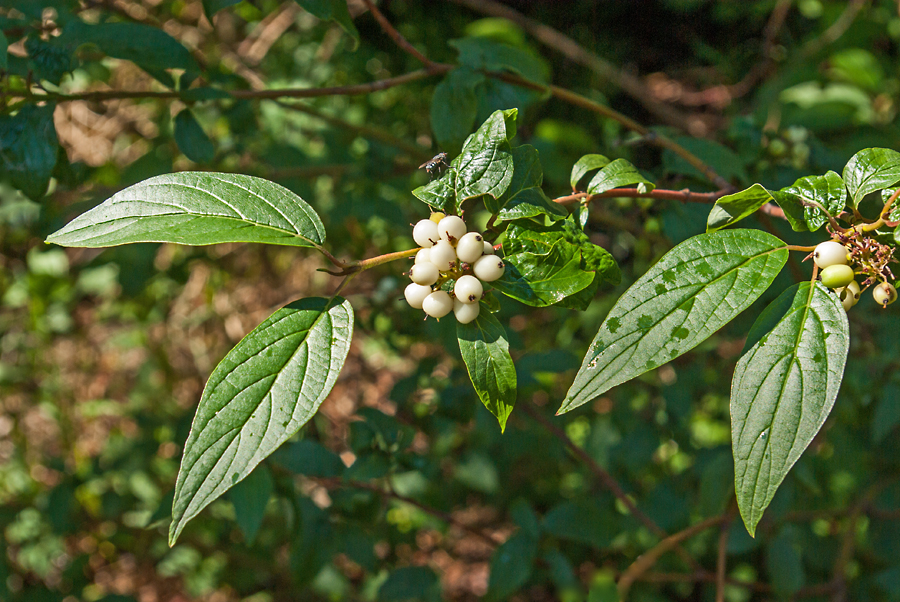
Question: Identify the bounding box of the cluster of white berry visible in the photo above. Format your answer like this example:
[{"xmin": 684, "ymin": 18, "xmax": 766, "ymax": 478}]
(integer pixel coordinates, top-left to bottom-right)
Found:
[
  {"xmin": 814, "ymin": 240, "xmax": 897, "ymax": 310},
  {"xmin": 403, "ymin": 213, "xmax": 505, "ymax": 323}
]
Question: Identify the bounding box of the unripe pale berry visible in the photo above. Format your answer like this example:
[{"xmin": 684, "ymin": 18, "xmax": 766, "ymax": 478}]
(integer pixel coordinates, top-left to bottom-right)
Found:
[
  {"xmin": 456, "ymin": 232, "xmax": 485, "ymax": 263},
  {"xmin": 454, "ymin": 275, "xmax": 483, "ymax": 304},
  {"xmin": 404, "ymin": 283, "xmax": 432, "ymax": 309},
  {"xmin": 873, "ymin": 282, "xmax": 897, "ymax": 307},
  {"xmin": 409, "ymin": 262, "xmax": 439, "ymax": 286},
  {"xmin": 422, "ymin": 290, "xmax": 453, "ymax": 318},
  {"xmin": 438, "ymin": 215, "xmax": 466, "ymax": 243},
  {"xmin": 429, "ymin": 212, "xmax": 446, "ymax": 224},
  {"xmin": 473, "ymin": 255, "xmax": 505, "ymax": 282},
  {"xmin": 454, "ymin": 298, "xmax": 480, "ymax": 324},
  {"xmin": 836, "ymin": 280, "xmax": 861, "ymax": 311},
  {"xmin": 483, "ymin": 241, "xmax": 495, "ymax": 255},
  {"xmin": 820, "ymin": 264, "xmax": 855, "ymax": 289},
  {"xmin": 429, "ymin": 240, "xmax": 457, "ymax": 271},
  {"xmin": 813, "ymin": 241, "xmax": 850, "ymax": 269},
  {"xmin": 413, "ymin": 219, "xmax": 439, "ymax": 248},
  {"xmin": 415, "ymin": 248, "xmax": 431, "ymax": 265}
]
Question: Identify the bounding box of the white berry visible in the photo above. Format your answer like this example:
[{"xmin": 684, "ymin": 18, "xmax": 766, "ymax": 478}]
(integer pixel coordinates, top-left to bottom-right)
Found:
[
  {"xmin": 422, "ymin": 290, "xmax": 453, "ymax": 318},
  {"xmin": 454, "ymin": 275, "xmax": 483, "ymax": 303},
  {"xmin": 836, "ymin": 280, "xmax": 860, "ymax": 310},
  {"xmin": 413, "ymin": 219, "xmax": 440, "ymax": 248},
  {"xmin": 415, "ymin": 248, "xmax": 432, "ymax": 265},
  {"xmin": 456, "ymin": 232, "xmax": 485, "ymax": 263},
  {"xmin": 454, "ymin": 298, "xmax": 480, "ymax": 324},
  {"xmin": 429, "ymin": 240, "xmax": 457, "ymax": 271},
  {"xmin": 873, "ymin": 282, "xmax": 897, "ymax": 307},
  {"xmin": 483, "ymin": 241, "xmax": 495, "ymax": 255},
  {"xmin": 404, "ymin": 283, "xmax": 432, "ymax": 309},
  {"xmin": 409, "ymin": 263, "xmax": 439, "ymax": 286},
  {"xmin": 473, "ymin": 255, "xmax": 505, "ymax": 282},
  {"xmin": 438, "ymin": 215, "xmax": 466, "ymax": 243},
  {"xmin": 813, "ymin": 241, "xmax": 849, "ymax": 269}
]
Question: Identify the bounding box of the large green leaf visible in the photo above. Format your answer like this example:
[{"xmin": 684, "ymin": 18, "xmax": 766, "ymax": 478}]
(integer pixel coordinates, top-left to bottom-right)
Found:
[
  {"xmin": 457, "ymin": 311, "xmax": 517, "ymax": 431},
  {"xmin": 842, "ymin": 148, "xmax": 900, "ymax": 209},
  {"xmin": 486, "ymin": 531, "xmax": 537, "ymax": 601},
  {"xmin": 570, "ymin": 154, "xmax": 610, "ymax": 190},
  {"xmin": 452, "ymin": 109, "xmax": 516, "ymax": 210},
  {"xmin": 731, "ymin": 282, "xmax": 848, "ymax": 536},
  {"xmin": 707, "ymin": 183, "xmax": 773, "ymax": 232},
  {"xmin": 773, "ymin": 171, "xmax": 846, "ymax": 232},
  {"xmin": 169, "ymin": 297, "xmax": 354, "ymax": 544},
  {"xmin": 228, "ymin": 465, "xmax": 274, "ymax": 544},
  {"xmin": 497, "ymin": 187, "xmax": 567, "ymax": 223},
  {"xmin": 560, "ymin": 230, "xmax": 788, "ymax": 413},
  {"xmin": 46, "ymin": 172, "xmax": 326, "ymax": 248},
  {"xmin": 0, "ymin": 104, "xmax": 59, "ymax": 200}
]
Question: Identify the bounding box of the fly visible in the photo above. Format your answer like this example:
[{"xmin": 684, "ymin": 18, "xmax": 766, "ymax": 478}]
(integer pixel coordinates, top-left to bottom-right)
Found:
[{"xmin": 419, "ymin": 152, "xmax": 450, "ymax": 178}]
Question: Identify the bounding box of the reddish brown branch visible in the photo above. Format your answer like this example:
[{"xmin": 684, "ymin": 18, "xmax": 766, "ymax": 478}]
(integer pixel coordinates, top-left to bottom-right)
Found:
[
  {"xmin": 554, "ymin": 188, "xmax": 725, "ymax": 207},
  {"xmin": 360, "ymin": 0, "xmax": 433, "ymax": 66}
]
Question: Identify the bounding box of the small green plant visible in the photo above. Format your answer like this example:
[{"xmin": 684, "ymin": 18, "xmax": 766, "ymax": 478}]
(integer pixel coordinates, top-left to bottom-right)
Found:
[{"xmin": 47, "ymin": 105, "xmax": 900, "ymax": 540}]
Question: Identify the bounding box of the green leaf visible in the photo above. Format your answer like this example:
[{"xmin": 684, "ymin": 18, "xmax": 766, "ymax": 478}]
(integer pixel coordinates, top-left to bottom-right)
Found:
[
  {"xmin": 228, "ymin": 464, "xmax": 273, "ymax": 544},
  {"xmin": 542, "ymin": 499, "xmax": 614, "ymax": 548},
  {"xmin": 272, "ymin": 439, "xmax": 345, "ymax": 477},
  {"xmin": 560, "ymin": 230, "xmax": 788, "ymax": 414},
  {"xmin": 62, "ymin": 21, "xmax": 199, "ymax": 74},
  {"xmin": 169, "ymin": 297, "xmax": 354, "ymax": 544},
  {"xmin": 378, "ymin": 566, "xmax": 439, "ymax": 602},
  {"xmin": 731, "ymin": 282, "xmax": 849, "ymax": 536},
  {"xmin": 174, "ymin": 109, "xmax": 215, "ymax": 163},
  {"xmin": 294, "ymin": 0, "xmax": 360, "ymax": 47},
  {"xmin": 766, "ymin": 527, "xmax": 806, "ymax": 596},
  {"xmin": 0, "ymin": 31, "xmax": 7, "ymax": 71},
  {"xmin": 486, "ymin": 531, "xmax": 537, "ymax": 601},
  {"xmin": 707, "ymin": 183, "xmax": 773, "ymax": 232},
  {"xmin": 430, "ymin": 67, "xmax": 484, "ymax": 154},
  {"xmin": 586, "ymin": 158, "xmax": 655, "ymax": 195},
  {"xmin": 452, "ymin": 109, "xmax": 516, "ymax": 210},
  {"xmin": 46, "ymin": 172, "xmax": 326, "ymax": 248},
  {"xmin": 497, "ymin": 187, "xmax": 567, "ymax": 223},
  {"xmin": 493, "ymin": 242, "xmax": 595, "ymax": 307},
  {"xmin": 842, "ymin": 148, "xmax": 900, "ymax": 209},
  {"xmin": 0, "ymin": 104, "xmax": 59, "ymax": 200},
  {"xmin": 773, "ymin": 171, "xmax": 846, "ymax": 232},
  {"xmin": 496, "ymin": 144, "xmax": 544, "ymax": 209},
  {"xmin": 457, "ymin": 311, "xmax": 517, "ymax": 431},
  {"xmin": 570, "ymin": 154, "xmax": 610, "ymax": 190},
  {"xmin": 24, "ymin": 37, "xmax": 71, "ymax": 85},
  {"xmin": 450, "ymin": 37, "xmax": 549, "ymax": 84},
  {"xmin": 872, "ymin": 383, "xmax": 900, "ymax": 443},
  {"xmin": 411, "ymin": 168, "xmax": 457, "ymax": 213},
  {"xmin": 202, "ymin": 0, "xmax": 241, "ymax": 21}
]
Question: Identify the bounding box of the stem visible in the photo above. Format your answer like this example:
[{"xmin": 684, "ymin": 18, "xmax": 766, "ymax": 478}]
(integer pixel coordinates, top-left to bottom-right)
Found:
[
  {"xmin": 617, "ymin": 515, "xmax": 729, "ymax": 599},
  {"xmin": 880, "ymin": 187, "xmax": 900, "ymax": 220},
  {"xmin": 360, "ymin": 0, "xmax": 434, "ymax": 66},
  {"xmin": 554, "ymin": 187, "xmax": 725, "ymax": 206}
]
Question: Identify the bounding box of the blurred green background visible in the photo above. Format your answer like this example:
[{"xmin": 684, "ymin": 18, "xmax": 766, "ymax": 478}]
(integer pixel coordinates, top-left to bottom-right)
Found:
[{"xmin": 3, "ymin": 0, "xmax": 900, "ymax": 600}]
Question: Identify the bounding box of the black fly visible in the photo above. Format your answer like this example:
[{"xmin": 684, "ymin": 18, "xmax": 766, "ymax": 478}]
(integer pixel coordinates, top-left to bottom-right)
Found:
[{"xmin": 419, "ymin": 152, "xmax": 450, "ymax": 178}]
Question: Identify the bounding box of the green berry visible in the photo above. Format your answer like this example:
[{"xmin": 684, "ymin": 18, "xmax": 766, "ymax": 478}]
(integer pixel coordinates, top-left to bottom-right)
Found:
[
  {"xmin": 429, "ymin": 212, "xmax": 446, "ymax": 224},
  {"xmin": 820, "ymin": 264, "xmax": 854, "ymax": 289},
  {"xmin": 873, "ymin": 282, "xmax": 897, "ymax": 307}
]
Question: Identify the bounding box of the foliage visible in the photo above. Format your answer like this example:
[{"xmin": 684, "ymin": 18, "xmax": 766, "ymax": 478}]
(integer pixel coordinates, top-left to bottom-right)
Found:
[{"xmin": 4, "ymin": 1, "xmax": 900, "ymax": 601}]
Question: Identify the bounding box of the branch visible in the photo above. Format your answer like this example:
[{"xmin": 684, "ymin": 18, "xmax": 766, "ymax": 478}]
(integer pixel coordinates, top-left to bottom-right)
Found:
[
  {"xmin": 518, "ymin": 403, "xmax": 703, "ymax": 573},
  {"xmin": 360, "ymin": 0, "xmax": 433, "ymax": 66},
  {"xmin": 715, "ymin": 513, "xmax": 733, "ymax": 602},
  {"xmin": 553, "ymin": 187, "xmax": 725, "ymax": 206},
  {"xmin": 445, "ymin": 0, "xmax": 703, "ymax": 133},
  {"xmin": 617, "ymin": 515, "xmax": 729, "ymax": 599}
]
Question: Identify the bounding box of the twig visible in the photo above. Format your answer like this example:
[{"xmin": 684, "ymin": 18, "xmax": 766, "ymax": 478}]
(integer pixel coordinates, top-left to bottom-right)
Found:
[
  {"xmin": 801, "ymin": 0, "xmax": 869, "ymax": 57},
  {"xmin": 553, "ymin": 188, "xmax": 725, "ymax": 206},
  {"xmin": 518, "ymin": 403, "xmax": 703, "ymax": 573},
  {"xmin": 275, "ymin": 100, "xmax": 432, "ymax": 160},
  {"xmin": 360, "ymin": 0, "xmax": 433, "ymax": 66},
  {"xmin": 314, "ymin": 477, "xmax": 501, "ymax": 546},
  {"xmin": 445, "ymin": 0, "xmax": 700, "ymax": 133},
  {"xmin": 715, "ymin": 513, "xmax": 733, "ymax": 602}
]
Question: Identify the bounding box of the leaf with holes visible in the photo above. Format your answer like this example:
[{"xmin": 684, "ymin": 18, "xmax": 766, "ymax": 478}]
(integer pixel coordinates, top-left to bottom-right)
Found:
[
  {"xmin": 773, "ymin": 171, "xmax": 846, "ymax": 232},
  {"xmin": 168, "ymin": 297, "xmax": 353, "ymax": 544},
  {"xmin": 46, "ymin": 172, "xmax": 325, "ymax": 248},
  {"xmin": 731, "ymin": 282, "xmax": 848, "ymax": 536},
  {"xmin": 560, "ymin": 230, "xmax": 788, "ymax": 414}
]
